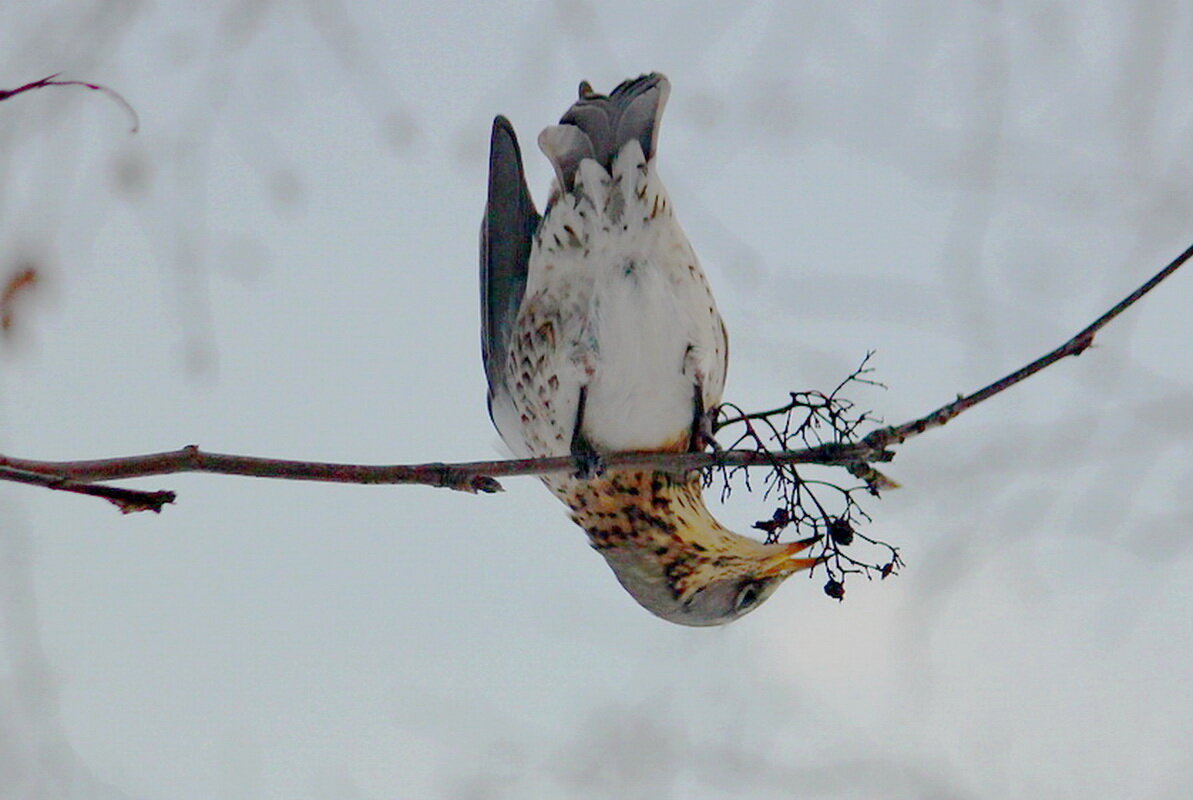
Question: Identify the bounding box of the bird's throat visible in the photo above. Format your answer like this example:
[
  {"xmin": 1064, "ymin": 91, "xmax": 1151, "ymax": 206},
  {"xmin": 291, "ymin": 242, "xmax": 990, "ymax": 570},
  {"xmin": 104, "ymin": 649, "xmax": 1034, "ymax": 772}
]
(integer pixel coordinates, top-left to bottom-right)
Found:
[
  {"xmin": 553, "ymin": 470, "xmax": 711, "ymax": 543},
  {"xmin": 553, "ymin": 469, "xmax": 759, "ymax": 580}
]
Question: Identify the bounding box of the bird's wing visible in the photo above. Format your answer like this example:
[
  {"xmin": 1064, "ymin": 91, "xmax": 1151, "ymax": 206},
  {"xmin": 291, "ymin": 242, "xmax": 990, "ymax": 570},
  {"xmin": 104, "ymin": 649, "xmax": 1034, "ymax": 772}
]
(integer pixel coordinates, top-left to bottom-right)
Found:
[
  {"xmin": 538, "ymin": 73, "xmax": 670, "ymax": 192},
  {"xmin": 480, "ymin": 115, "xmax": 540, "ymax": 407}
]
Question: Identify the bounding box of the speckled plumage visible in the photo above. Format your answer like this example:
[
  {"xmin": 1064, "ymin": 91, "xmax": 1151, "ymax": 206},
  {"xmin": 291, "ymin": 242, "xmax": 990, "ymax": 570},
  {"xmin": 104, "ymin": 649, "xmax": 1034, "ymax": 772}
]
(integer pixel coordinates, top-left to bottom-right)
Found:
[{"xmin": 481, "ymin": 74, "xmax": 818, "ymax": 625}]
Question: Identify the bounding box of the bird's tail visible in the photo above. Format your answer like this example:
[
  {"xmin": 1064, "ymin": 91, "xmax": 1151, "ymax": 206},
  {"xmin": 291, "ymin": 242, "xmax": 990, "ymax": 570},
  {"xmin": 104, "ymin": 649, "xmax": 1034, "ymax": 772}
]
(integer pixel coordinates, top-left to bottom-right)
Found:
[{"xmin": 537, "ymin": 73, "xmax": 670, "ymax": 193}]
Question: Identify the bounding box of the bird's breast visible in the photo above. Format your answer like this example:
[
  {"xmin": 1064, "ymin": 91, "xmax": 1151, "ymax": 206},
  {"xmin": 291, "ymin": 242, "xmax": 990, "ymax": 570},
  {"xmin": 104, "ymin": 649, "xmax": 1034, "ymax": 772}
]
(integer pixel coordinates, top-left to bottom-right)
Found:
[
  {"xmin": 525, "ymin": 174, "xmax": 723, "ymax": 452},
  {"xmin": 498, "ymin": 145, "xmax": 726, "ymax": 461},
  {"xmin": 580, "ymin": 252, "xmax": 712, "ymax": 451}
]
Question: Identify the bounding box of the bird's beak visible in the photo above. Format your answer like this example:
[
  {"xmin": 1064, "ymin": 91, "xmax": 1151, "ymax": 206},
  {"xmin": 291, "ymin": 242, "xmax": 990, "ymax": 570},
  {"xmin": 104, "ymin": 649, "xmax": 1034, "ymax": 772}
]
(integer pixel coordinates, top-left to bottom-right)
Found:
[{"xmin": 758, "ymin": 535, "xmax": 823, "ymax": 579}]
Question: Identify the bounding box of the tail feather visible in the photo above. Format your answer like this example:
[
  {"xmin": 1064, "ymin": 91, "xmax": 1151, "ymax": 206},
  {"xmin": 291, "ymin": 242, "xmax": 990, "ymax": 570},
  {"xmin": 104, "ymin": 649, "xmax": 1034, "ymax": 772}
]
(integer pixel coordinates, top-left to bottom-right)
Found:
[
  {"xmin": 481, "ymin": 116, "xmax": 539, "ymax": 403},
  {"xmin": 538, "ymin": 73, "xmax": 670, "ymax": 192}
]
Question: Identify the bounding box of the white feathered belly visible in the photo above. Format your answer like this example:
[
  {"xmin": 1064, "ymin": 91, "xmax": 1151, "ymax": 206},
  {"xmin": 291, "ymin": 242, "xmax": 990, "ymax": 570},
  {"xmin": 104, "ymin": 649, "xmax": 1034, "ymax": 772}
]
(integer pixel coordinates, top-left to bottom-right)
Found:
[
  {"xmin": 582, "ymin": 249, "xmax": 719, "ymax": 452},
  {"xmin": 496, "ymin": 143, "xmax": 727, "ymax": 461}
]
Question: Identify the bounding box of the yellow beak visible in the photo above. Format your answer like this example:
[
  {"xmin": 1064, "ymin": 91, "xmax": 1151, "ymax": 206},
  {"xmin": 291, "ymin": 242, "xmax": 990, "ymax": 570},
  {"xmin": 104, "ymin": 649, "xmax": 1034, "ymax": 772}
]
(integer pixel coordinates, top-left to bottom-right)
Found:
[{"xmin": 757, "ymin": 536, "xmax": 823, "ymax": 579}]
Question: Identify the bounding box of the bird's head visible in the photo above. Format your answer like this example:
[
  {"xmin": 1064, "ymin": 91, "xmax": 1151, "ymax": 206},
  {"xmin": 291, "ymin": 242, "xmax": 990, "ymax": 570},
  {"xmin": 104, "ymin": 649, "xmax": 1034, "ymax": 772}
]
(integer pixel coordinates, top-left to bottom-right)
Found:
[
  {"xmin": 600, "ymin": 530, "xmax": 821, "ymax": 626},
  {"xmin": 557, "ymin": 471, "xmax": 821, "ymax": 626}
]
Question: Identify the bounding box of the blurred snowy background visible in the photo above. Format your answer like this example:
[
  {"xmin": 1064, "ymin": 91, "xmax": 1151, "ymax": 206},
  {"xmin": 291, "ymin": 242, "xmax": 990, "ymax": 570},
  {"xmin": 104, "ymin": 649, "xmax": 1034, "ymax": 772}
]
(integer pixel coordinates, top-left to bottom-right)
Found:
[{"xmin": 2, "ymin": 2, "xmax": 1191, "ymax": 798}]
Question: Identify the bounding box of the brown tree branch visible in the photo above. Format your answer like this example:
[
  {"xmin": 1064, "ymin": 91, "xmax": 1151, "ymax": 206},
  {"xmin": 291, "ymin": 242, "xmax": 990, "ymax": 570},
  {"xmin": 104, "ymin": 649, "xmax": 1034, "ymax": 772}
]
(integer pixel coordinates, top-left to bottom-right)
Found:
[
  {"xmin": 0, "ymin": 443, "xmax": 873, "ymax": 496},
  {"xmin": 0, "ymin": 241, "xmax": 1187, "ymax": 513},
  {"xmin": 0, "ymin": 464, "xmax": 174, "ymax": 513}
]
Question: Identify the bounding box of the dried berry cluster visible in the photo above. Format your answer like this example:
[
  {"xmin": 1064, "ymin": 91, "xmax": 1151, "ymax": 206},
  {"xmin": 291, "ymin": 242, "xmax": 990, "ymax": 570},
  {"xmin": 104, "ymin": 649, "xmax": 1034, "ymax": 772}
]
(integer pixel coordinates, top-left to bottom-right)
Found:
[{"xmin": 710, "ymin": 354, "xmax": 903, "ymax": 600}]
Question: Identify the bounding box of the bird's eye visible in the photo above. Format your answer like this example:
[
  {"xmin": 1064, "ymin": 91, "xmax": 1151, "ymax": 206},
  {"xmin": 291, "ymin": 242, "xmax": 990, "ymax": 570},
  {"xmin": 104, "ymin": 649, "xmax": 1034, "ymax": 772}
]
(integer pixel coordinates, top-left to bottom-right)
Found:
[{"xmin": 734, "ymin": 581, "xmax": 764, "ymax": 614}]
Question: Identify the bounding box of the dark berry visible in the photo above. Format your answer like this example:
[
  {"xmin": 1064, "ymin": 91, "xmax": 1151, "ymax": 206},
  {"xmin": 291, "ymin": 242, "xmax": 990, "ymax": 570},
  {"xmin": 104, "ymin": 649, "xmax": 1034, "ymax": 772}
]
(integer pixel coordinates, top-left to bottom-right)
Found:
[{"xmin": 828, "ymin": 518, "xmax": 854, "ymax": 546}]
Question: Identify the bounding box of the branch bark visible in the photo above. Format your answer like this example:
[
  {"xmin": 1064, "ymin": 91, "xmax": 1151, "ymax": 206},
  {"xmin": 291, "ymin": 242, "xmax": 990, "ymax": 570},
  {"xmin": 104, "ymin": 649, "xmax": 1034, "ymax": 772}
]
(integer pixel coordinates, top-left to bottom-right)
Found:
[
  {"xmin": 0, "ymin": 442, "xmax": 878, "ymax": 497},
  {"xmin": 0, "ymin": 464, "xmax": 175, "ymax": 513},
  {"xmin": 2, "ymin": 240, "xmax": 1188, "ymax": 512}
]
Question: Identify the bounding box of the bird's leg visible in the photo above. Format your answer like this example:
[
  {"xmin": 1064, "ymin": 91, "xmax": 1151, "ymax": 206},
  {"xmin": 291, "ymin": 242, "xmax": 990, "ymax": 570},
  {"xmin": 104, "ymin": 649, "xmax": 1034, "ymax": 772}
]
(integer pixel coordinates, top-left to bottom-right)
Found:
[
  {"xmin": 570, "ymin": 385, "xmax": 606, "ymax": 479},
  {"xmin": 688, "ymin": 382, "xmax": 721, "ymax": 453}
]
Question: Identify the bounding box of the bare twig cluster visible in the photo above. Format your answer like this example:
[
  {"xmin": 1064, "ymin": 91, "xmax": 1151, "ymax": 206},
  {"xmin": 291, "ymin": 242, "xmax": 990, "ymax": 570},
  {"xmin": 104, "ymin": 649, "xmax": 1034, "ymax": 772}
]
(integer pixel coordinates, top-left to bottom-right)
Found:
[{"xmin": 712, "ymin": 354, "xmax": 903, "ymax": 599}]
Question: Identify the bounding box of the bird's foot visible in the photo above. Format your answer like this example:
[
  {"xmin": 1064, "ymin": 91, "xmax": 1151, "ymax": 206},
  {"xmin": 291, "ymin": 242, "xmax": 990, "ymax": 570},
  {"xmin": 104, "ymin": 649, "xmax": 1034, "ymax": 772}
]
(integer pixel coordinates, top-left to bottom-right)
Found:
[
  {"xmin": 690, "ymin": 407, "xmax": 722, "ymax": 453},
  {"xmin": 571, "ymin": 445, "xmax": 606, "ymax": 480},
  {"xmin": 569, "ymin": 385, "xmax": 605, "ymax": 479}
]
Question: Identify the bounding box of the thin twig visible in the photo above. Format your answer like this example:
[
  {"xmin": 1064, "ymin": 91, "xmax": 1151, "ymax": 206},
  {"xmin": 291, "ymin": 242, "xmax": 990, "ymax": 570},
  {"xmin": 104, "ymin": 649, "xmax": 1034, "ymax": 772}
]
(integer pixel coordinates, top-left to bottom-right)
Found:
[
  {"xmin": 863, "ymin": 240, "xmax": 1193, "ymax": 450},
  {"xmin": 0, "ymin": 465, "xmax": 174, "ymax": 513},
  {"xmin": 0, "ymin": 73, "xmax": 139, "ymax": 132}
]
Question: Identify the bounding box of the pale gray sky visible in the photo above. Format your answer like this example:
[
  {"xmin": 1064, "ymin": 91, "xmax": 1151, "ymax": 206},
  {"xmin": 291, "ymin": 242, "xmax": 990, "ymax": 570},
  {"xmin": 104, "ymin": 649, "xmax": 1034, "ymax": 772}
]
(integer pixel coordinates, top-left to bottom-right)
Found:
[{"xmin": 2, "ymin": 2, "xmax": 1192, "ymax": 798}]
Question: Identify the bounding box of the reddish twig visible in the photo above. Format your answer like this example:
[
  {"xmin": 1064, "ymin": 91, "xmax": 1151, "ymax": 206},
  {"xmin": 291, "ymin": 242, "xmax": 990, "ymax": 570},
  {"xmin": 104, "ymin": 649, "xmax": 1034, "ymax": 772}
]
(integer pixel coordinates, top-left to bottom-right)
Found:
[
  {"xmin": 1, "ymin": 267, "xmax": 39, "ymax": 334},
  {"xmin": 0, "ymin": 465, "xmax": 173, "ymax": 514},
  {"xmin": 0, "ymin": 73, "xmax": 139, "ymax": 132}
]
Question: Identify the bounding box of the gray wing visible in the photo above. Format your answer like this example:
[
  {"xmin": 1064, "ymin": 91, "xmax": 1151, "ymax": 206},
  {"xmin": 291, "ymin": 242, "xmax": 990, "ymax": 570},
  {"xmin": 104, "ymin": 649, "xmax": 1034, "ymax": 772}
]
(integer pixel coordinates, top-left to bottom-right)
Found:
[
  {"xmin": 538, "ymin": 73, "xmax": 670, "ymax": 192},
  {"xmin": 480, "ymin": 115, "xmax": 540, "ymax": 411}
]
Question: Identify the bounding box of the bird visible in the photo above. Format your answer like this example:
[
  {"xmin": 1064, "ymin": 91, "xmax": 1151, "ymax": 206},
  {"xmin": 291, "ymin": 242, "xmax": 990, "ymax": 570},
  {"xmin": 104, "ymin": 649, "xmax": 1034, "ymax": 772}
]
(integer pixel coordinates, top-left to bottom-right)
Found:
[{"xmin": 480, "ymin": 74, "xmax": 820, "ymax": 626}]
